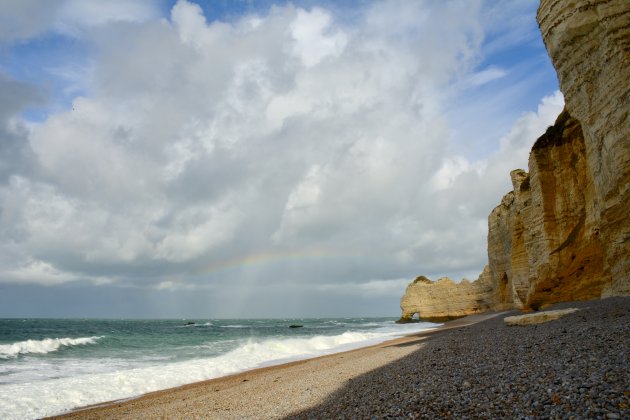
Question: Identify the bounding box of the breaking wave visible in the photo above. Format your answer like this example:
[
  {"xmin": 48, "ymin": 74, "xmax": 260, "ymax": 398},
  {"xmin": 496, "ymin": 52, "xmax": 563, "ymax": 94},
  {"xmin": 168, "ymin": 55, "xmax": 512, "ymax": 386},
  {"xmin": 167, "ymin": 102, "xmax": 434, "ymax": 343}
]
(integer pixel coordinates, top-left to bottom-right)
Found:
[
  {"xmin": 0, "ymin": 337, "xmax": 103, "ymax": 359},
  {"xmin": 0, "ymin": 323, "xmax": 437, "ymax": 419}
]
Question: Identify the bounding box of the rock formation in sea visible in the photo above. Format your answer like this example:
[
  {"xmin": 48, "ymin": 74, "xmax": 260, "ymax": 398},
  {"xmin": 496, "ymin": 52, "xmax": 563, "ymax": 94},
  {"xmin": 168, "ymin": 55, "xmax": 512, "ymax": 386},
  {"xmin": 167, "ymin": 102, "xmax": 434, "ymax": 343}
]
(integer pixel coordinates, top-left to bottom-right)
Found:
[
  {"xmin": 399, "ymin": 267, "xmax": 496, "ymax": 322},
  {"xmin": 399, "ymin": 0, "xmax": 629, "ymax": 322}
]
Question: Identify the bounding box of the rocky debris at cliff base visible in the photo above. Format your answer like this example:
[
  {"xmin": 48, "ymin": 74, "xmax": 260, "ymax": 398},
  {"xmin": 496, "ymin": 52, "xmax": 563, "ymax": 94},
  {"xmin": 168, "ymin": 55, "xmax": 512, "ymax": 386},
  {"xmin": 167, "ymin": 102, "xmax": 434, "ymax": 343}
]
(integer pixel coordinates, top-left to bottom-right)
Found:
[
  {"xmin": 289, "ymin": 297, "xmax": 630, "ymax": 419},
  {"xmin": 504, "ymin": 308, "xmax": 580, "ymax": 326}
]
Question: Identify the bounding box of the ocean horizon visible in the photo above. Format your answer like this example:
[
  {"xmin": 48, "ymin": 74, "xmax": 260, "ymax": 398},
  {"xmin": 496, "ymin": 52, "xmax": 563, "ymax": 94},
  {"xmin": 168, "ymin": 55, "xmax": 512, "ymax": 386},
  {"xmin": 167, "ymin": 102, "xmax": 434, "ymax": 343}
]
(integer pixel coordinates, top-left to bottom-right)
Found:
[{"xmin": 0, "ymin": 317, "xmax": 438, "ymax": 419}]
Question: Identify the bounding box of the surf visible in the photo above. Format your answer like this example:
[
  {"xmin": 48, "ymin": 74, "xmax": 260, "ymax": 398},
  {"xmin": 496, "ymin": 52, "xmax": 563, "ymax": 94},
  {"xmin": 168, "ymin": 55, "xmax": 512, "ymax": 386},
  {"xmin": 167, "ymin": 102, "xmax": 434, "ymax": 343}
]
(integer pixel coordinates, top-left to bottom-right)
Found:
[
  {"xmin": 0, "ymin": 322, "xmax": 435, "ymax": 419},
  {"xmin": 0, "ymin": 336, "xmax": 103, "ymax": 359}
]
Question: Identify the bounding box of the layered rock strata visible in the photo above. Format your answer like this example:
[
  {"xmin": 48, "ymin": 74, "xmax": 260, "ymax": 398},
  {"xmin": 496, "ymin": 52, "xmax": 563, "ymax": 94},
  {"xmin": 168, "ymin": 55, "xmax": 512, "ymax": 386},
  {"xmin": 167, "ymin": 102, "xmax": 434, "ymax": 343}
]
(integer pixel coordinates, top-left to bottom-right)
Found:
[
  {"xmin": 487, "ymin": 109, "xmax": 608, "ymax": 310},
  {"xmin": 399, "ymin": 0, "xmax": 629, "ymax": 321},
  {"xmin": 537, "ymin": 0, "xmax": 630, "ymax": 296},
  {"xmin": 399, "ymin": 266, "xmax": 495, "ymax": 322}
]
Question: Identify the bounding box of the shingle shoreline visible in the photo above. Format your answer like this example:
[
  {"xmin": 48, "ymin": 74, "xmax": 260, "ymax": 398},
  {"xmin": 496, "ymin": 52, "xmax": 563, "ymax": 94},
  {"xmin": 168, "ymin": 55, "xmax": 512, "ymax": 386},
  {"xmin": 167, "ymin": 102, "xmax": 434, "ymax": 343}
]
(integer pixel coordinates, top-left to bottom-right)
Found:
[{"xmin": 290, "ymin": 296, "xmax": 630, "ymax": 419}]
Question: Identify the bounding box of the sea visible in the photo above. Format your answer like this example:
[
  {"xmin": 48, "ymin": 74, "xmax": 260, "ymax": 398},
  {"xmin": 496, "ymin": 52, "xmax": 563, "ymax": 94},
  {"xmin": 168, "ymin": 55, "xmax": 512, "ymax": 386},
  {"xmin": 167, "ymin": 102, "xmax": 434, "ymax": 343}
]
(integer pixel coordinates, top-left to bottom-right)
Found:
[{"xmin": 0, "ymin": 317, "xmax": 438, "ymax": 419}]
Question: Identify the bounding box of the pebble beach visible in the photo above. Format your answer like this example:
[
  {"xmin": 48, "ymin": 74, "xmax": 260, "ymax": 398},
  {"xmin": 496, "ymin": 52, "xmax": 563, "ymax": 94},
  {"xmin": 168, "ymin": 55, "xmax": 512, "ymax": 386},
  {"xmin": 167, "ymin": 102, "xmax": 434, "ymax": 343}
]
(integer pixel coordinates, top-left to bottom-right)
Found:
[{"xmin": 51, "ymin": 297, "xmax": 629, "ymax": 419}]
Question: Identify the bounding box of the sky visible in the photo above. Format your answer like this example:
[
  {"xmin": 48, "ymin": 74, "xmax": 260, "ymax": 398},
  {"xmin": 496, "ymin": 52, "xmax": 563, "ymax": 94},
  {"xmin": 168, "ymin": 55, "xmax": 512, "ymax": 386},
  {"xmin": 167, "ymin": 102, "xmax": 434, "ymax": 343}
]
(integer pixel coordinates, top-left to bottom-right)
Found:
[{"xmin": 0, "ymin": 0, "xmax": 562, "ymax": 318}]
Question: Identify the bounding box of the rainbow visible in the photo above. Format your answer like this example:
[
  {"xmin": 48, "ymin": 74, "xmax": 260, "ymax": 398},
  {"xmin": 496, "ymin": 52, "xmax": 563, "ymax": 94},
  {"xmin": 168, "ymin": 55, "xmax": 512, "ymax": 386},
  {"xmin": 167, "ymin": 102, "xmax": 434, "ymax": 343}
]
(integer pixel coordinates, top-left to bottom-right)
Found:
[{"xmin": 198, "ymin": 247, "xmax": 358, "ymax": 276}]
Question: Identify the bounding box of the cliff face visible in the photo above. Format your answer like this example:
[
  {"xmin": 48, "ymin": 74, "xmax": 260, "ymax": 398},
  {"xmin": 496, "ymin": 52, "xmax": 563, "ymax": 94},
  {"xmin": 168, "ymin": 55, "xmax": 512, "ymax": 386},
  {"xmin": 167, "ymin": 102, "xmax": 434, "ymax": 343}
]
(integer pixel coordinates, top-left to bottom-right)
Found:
[
  {"xmin": 399, "ymin": 0, "xmax": 629, "ymax": 321},
  {"xmin": 537, "ymin": 0, "xmax": 630, "ymax": 296},
  {"xmin": 488, "ymin": 109, "xmax": 608, "ymax": 310}
]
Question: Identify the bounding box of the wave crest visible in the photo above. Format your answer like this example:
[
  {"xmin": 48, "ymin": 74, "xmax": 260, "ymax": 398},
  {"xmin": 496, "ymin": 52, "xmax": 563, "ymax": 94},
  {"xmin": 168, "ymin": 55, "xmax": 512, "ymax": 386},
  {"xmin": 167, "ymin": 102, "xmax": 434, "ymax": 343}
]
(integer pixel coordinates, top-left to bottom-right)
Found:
[{"xmin": 0, "ymin": 336, "xmax": 103, "ymax": 359}]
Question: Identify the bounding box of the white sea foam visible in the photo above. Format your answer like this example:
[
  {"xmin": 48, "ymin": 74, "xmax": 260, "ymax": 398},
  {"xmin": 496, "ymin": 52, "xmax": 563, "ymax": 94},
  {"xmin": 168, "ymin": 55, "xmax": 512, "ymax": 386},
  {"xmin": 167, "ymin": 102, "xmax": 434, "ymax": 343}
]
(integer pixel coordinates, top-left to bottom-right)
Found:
[
  {"xmin": 0, "ymin": 337, "xmax": 103, "ymax": 359},
  {"xmin": 0, "ymin": 323, "xmax": 437, "ymax": 419},
  {"xmin": 356, "ymin": 322, "xmax": 381, "ymax": 327}
]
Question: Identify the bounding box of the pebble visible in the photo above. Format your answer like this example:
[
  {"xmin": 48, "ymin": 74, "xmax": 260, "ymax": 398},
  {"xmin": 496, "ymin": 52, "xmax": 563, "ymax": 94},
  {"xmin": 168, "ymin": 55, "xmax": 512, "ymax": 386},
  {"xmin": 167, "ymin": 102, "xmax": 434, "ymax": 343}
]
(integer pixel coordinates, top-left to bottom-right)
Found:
[{"xmin": 289, "ymin": 297, "xmax": 630, "ymax": 419}]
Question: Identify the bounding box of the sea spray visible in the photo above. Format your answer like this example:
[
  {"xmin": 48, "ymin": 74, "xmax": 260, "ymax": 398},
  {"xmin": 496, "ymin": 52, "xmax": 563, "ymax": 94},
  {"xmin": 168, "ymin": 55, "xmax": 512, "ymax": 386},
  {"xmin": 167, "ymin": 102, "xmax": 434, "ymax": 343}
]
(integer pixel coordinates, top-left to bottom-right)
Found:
[
  {"xmin": 0, "ymin": 336, "xmax": 103, "ymax": 359},
  {"xmin": 0, "ymin": 318, "xmax": 438, "ymax": 419}
]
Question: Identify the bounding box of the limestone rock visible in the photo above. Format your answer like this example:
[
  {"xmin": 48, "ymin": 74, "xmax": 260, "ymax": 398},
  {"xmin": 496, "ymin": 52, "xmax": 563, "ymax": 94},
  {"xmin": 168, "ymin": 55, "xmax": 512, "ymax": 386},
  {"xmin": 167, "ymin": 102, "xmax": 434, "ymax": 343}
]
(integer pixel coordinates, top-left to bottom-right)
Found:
[
  {"xmin": 504, "ymin": 308, "xmax": 580, "ymax": 326},
  {"xmin": 403, "ymin": 109, "xmax": 608, "ymax": 319},
  {"xmin": 399, "ymin": 266, "xmax": 495, "ymax": 322},
  {"xmin": 538, "ymin": 0, "xmax": 630, "ymax": 296},
  {"xmin": 489, "ymin": 109, "xmax": 608, "ymax": 310},
  {"xmin": 399, "ymin": 0, "xmax": 629, "ymax": 320}
]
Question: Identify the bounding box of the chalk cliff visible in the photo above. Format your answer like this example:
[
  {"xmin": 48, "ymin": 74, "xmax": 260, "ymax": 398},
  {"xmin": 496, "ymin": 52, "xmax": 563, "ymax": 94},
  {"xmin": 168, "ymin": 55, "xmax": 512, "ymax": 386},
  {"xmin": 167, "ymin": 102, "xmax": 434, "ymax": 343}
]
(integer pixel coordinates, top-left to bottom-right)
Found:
[
  {"xmin": 399, "ymin": 266, "xmax": 495, "ymax": 322},
  {"xmin": 537, "ymin": 0, "xmax": 630, "ymax": 296},
  {"xmin": 399, "ymin": 0, "xmax": 629, "ymax": 321},
  {"xmin": 487, "ymin": 109, "xmax": 608, "ymax": 310}
]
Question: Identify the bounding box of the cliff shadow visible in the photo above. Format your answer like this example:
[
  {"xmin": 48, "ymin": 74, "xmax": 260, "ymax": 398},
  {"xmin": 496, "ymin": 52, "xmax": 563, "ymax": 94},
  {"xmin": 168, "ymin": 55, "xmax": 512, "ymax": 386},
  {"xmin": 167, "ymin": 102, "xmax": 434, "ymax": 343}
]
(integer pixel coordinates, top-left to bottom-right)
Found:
[
  {"xmin": 283, "ymin": 298, "xmax": 629, "ymax": 419},
  {"xmin": 284, "ymin": 312, "xmax": 513, "ymax": 419}
]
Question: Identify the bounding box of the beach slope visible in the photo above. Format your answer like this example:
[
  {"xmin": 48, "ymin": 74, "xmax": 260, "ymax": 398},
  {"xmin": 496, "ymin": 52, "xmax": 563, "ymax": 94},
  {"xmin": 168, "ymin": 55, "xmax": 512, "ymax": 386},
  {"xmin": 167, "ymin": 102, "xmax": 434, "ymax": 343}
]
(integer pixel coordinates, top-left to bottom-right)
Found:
[{"xmin": 51, "ymin": 297, "xmax": 628, "ymax": 419}]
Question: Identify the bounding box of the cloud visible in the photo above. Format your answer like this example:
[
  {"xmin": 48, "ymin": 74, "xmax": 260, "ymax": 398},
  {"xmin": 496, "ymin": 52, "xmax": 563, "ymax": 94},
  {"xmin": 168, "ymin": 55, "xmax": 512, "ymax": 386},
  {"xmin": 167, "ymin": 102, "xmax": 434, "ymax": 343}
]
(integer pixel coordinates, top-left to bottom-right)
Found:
[
  {"xmin": 463, "ymin": 66, "xmax": 508, "ymax": 88},
  {"xmin": 0, "ymin": 0, "xmax": 160, "ymax": 44},
  {"xmin": 155, "ymin": 201, "xmax": 243, "ymax": 263},
  {"xmin": 2, "ymin": 258, "xmax": 113, "ymax": 286},
  {"xmin": 430, "ymin": 90, "xmax": 564, "ymax": 220},
  {"xmin": 0, "ymin": 1, "xmax": 561, "ymax": 315},
  {"xmin": 0, "ymin": 0, "xmax": 59, "ymax": 43},
  {"xmin": 315, "ymin": 278, "xmax": 412, "ymax": 297},
  {"xmin": 57, "ymin": 0, "xmax": 160, "ymax": 29},
  {"xmin": 290, "ymin": 8, "xmax": 347, "ymax": 67},
  {"xmin": 0, "ymin": 72, "xmax": 44, "ymax": 182}
]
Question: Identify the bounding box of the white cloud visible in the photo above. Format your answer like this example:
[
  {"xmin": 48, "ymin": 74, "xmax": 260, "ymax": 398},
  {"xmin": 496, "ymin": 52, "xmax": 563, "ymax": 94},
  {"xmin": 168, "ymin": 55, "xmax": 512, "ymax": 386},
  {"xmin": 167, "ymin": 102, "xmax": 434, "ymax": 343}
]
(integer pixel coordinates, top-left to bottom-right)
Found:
[
  {"xmin": 0, "ymin": 0, "xmax": 58, "ymax": 43},
  {"xmin": 463, "ymin": 66, "xmax": 508, "ymax": 88},
  {"xmin": 0, "ymin": 0, "xmax": 561, "ymax": 298},
  {"xmin": 0, "ymin": 0, "xmax": 160, "ymax": 43},
  {"xmin": 155, "ymin": 202, "xmax": 242, "ymax": 263},
  {"xmin": 290, "ymin": 8, "xmax": 347, "ymax": 67},
  {"xmin": 58, "ymin": 0, "xmax": 159, "ymax": 28},
  {"xmin": 315, "ymin": 278, "xmax": 411, "ymax": 297},
  {"xmin": 6, "ymin": 259, "xmax": 75, "ymax": 285},
  {"xmin": 429, "ymin": 156, "xmax": 485, "ymax": 192},
  {"xmin": 171, "ymin": 0, "xmax": 209, "ymax": 47},
  {"xmin": 429, "ymin": 89, "xmax": 564, "ymax": 220},
  {"xmin": 285, "ymin": 165, "xmax": 323, "ymax": 211},
  {"xmin": 2, "ymin": 258, "xmax": 114, "ymax": 286},
  {"xmin": 499, "ymin": 90, "xmax": 565, "ymax": 150}
]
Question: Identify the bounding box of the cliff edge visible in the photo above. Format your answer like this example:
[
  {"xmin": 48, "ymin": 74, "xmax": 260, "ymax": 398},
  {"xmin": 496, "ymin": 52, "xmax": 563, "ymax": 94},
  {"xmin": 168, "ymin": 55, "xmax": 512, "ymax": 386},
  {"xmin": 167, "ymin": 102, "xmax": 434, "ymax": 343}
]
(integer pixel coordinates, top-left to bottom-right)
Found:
[
  {"xmin": 399, "ymin": 0, "xmax": 629, "ymax": 322},
  {"xmin": 487, "ymin": 108, "xmax": 608, "ymax": 311}
]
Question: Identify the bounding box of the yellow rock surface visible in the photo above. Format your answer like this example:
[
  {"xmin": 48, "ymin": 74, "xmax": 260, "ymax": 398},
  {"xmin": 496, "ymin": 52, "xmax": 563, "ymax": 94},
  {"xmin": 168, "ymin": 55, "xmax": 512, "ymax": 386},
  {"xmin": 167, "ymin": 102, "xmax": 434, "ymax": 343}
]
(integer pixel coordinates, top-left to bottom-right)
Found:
[
  {"xmin": 489, "ymin": 109, "xmax": 608, "ymax": 310},
  {"xmin": 538, "ymin": 0, "xmax": 630, "ymax": 296},
  {"xmin": 399, "ymin": 266, "xmax": 496, "ymax": 322},
  {"xmin": 399, "ymin": 0, "xmax": 629, "ymax": 321}
]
